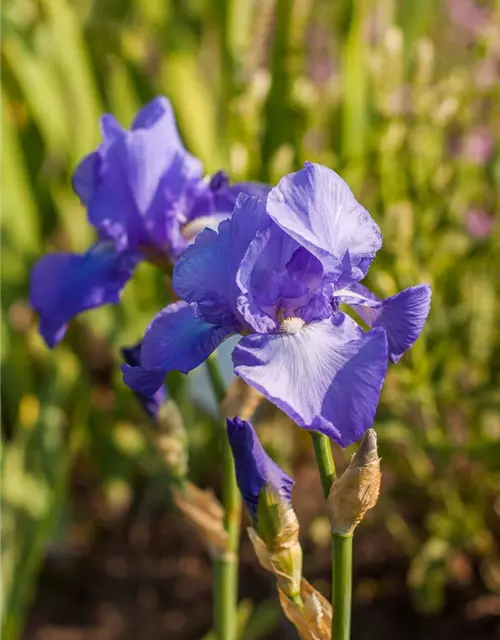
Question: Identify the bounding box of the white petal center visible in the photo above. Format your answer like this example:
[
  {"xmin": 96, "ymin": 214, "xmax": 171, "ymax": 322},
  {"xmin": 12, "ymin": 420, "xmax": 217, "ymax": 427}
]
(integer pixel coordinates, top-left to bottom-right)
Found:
[{"xmin": 280, "ymin": 317, "xmax": 305, "ymax": 334}]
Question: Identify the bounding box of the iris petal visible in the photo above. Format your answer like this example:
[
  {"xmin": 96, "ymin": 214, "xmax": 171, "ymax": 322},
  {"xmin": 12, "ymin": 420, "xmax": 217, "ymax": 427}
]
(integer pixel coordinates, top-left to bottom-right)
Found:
[
  {"xmin": 212, "ymin": 180, "xmax": 272, "ymax": 213},
  {"xmin": 123, "ymin": 301, "xmax": 234, "ymax": 396},
  {"xmin": 121, "ymin": 342, "xmax": 168, "ymax": 419},
  {"xmin": 30, "ymin": 243, "xmax": 137, "ymax": 348},
  {"xmin": 174, "ymin": 194, "xmax": 272, "ymax": 330},
  {"xmin": 232, "ymin": 313, "xmax": 388, "ymax": 447},
  {"xmin": 86, "ymin": 97, "xmax": 203, "ymax": 251},
  {"xmin": 267, "ymin": 162, "xmax": 382, "ymax": 282},
  {"xmin": 336, "ymin": 283, "xmax": 432, "ymax": 363},
  {"xmin": 227, "ymin": 417, "xmax": 294, "ymax": 519},
  {"xmin": 72, "ymin": 152, "xmax": 101, "ymax": 205}
]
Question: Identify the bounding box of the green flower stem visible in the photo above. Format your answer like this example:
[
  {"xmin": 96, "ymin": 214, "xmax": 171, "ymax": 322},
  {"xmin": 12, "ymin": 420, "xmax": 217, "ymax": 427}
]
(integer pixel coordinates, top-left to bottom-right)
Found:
[
  {"xmin": 206, "ymin": 354, "xmax": 241, "ymax": 640},
  {"xmin": 332, "ymin": 533, "xmax": 353, "ymax": 640},
  {"xmin": 205, "ymin": 353, "xmax": 226, "ymax": 405},
  {"xmin": 310, "ymin": 431, "xmax": 337, "ymax": 495},
  {"xmin": 310, "ymin": 432, "xmax": 352, "ymax": 640}
]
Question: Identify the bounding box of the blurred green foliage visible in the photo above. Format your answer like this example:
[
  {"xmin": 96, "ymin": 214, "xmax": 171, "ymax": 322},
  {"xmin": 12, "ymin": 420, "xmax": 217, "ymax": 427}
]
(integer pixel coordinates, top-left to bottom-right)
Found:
[{"xmin": 1, "ymin": 0, "xmax": 500, "ymax": 637}]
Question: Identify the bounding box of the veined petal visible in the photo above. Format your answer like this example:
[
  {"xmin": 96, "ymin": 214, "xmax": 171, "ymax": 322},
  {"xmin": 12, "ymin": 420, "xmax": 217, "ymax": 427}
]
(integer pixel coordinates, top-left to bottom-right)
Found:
[
  {"xmin": 232, "ymin": 314, "xmax": 388, "ymax": 447},
  {"xmin": 142, "ymin": 301, "xmax": 233, "ymax": 371},
  {"xmin": 30, "ymin": 243, "xmax": 137, "ymax": 348},
  {"xmin": 227, "ymin": 417, "xmax": 293, "ymax": 519},
  {"xmin": 173, "ymin": 194, "xmax": 271, "ymax": 328},
  {"xmin": 337, "ymin": 283, "xmax": 432, "ymax": 363},
  {"xmin": 267, "ymin": 162, "xmax": 382, "ymax": 280}
]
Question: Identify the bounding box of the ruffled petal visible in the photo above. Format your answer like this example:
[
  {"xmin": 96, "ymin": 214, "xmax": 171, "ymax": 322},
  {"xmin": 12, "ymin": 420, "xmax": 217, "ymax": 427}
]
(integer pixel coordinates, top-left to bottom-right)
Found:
[
  {"xmin": 88, "ymin": 97, "xmax": 203, "ymax": 251},
  {"xmin": 336, "ymin": 283, "xmax": 432, "ymax": 363},
  {"xmin": 227, "ymin": 417, "xmax": 294, "ymax": 520},
  {"xmin": 122, "ymin": 301, "xmax": 234, "ymax": 396},
  {"xmin": 30, "ymin": 243, "xmax": 137, "ymax": 348},
  {"xmin": 173, "ymin": 194, "xmax": 271, "ymax": 329},
  {"xmin": 232, "ymin": 313, "xmax": 388, "ymax": 447},
  {"xmin": 173, "ymin": 225, "xmax": 233, "ymax": 308},
  {"xmin": 267, "ymin": 162, "xmax": 382, "ymax": 281}
]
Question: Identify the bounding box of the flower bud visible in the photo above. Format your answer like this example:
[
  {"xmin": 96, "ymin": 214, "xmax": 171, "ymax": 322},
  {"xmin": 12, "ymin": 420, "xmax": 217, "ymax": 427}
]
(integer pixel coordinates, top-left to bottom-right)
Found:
[
  {"xmin": 227, "ymin": 417, "xmax": 303, "ymax": 601},
  {"xmin": 278, "ymin": 578, "xmax": 332, "ymax": 640},
  {"xmin": 327, "ymin": 428, "xmax": 381, "ymax": 535}
]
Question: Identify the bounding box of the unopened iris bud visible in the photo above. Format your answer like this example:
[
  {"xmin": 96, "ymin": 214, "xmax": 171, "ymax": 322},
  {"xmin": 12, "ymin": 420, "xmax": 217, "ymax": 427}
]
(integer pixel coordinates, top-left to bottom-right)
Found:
[
  {"xmin": 327, "ymin": 428, "xmax": 381, "ymax": 536},
  {"xmin": 227, "ymin": 417, "xmax": 302, "ymax": 602}
]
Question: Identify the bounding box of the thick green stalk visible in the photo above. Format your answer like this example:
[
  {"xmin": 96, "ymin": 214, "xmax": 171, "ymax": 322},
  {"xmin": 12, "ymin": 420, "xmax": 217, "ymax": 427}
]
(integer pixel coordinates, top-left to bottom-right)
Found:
[
  {"xmin": 332, "ymin": 533, "xmax": 353, "ymax": 640},
  {"xmin": 310, "ymin": 431, "xmax": 336, "ymax": 495},
  {"xmin": 310, "ymin": 432, "xmax": 352, "ymax": 640},
  {"xmin": 206, "ymin": 354, "xmax": 241, "ymax": 640}
]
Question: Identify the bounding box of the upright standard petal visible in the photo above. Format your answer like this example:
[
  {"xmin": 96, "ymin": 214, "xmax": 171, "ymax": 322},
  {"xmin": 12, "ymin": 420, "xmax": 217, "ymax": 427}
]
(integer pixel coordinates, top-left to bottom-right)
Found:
[
  {"xmin": 211, "ymin": 173, "xmax": 272, "ymax": 214},
  {"xmin": 227, "ymin": 417, "xmax": 294, "ymax": 519},
  {"xmin": 173, "ymin": 226, "xmax": 232, "ymax": 306},
  {"xmin": 267, "ymin": 162, "xmax": 382, "ymax": 280},
  {"xmin": 121, "ymin": 342, "xmax": 167, "ymax": 420},
  {"xmin": 86, "ymin": 138, "xmax": 142, "ymax": 250},
  {"xmin": 335, "ymin": 283, "xmax": 432, "ymax": 363},
  {"xmin": 173, "ymin": 194, "xmax": 272, "ymax": 330},
  {"xmin": 232, "ymin": 314, "xmax": 388, "ymax": 447},
  {"xmin": 85, "ymin": 96, "xmax": 204, "ymax": 252},
  {"xmin": 72, "ymin": 152, "xmax": 101, "ymax": 205},
  {"xmin": 30, "ymin": 243, "xmax": 137, "ymax": 348},
  {"xmin": 126, "ymin": 100, "xmax": 202, "ymax": 217},
  {"xmin": 122, "ymin": 301, "xmax": 234, "ymax": 396}
]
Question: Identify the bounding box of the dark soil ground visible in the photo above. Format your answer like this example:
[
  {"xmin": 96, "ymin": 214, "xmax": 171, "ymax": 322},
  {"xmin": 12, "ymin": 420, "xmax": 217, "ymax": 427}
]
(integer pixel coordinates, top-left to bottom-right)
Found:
[{"xmin": 23, "ymin": 463, "xmax": 500, "ymax": 640}]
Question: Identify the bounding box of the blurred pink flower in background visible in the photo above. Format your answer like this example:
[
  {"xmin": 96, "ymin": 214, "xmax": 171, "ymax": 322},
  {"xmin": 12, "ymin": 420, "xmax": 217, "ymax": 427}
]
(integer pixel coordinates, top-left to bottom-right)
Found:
[
  {"xmin": 462, "ymin": 126, "xmax": 494, "ymax": 164},
  {"xmin": 446, "ymin": 0, "xmax": 488, "ymax": 33},
  {"xmin": 464, "ymin": 209, "xmax": 494, "ymax": 238}
]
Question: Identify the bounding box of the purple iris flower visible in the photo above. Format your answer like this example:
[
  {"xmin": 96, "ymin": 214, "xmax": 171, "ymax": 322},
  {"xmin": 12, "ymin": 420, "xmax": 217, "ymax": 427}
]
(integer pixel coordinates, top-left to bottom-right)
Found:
[
  {"xmin": 30, "ymin": 96, "xmax": 270, "ymax": 347},
  {"xmin": 121, "ymin": 342, "xmax": 167, "ymax": 421},
  {"xmin": 123, "ymin": 162, "xmax": 431, "ymax": 446},
  {"xmin": 227, "ymin": 417, "xmax": 293, "ymax": 519}
]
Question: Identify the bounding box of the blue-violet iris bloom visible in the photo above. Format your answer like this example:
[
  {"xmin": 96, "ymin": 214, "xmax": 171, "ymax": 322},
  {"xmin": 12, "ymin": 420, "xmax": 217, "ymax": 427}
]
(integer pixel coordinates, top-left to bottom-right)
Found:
[
  {"xmin": 123, "ymin": 162, "xmax": 432, "ymax": 446},
  {"xmin": 30, "ymin": 96, "xmax": 270, "ymax": 348},
  {"xmin": 227, "ymin": 417, "xmax": 293, "ymax": 520}
]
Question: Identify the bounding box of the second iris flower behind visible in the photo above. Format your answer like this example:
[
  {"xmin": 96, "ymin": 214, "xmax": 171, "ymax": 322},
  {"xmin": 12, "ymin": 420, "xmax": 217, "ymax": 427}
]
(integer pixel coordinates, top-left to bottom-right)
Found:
[{"xmin": 123, "ymin": 162, "xmax": 431, "ymax": 447}]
